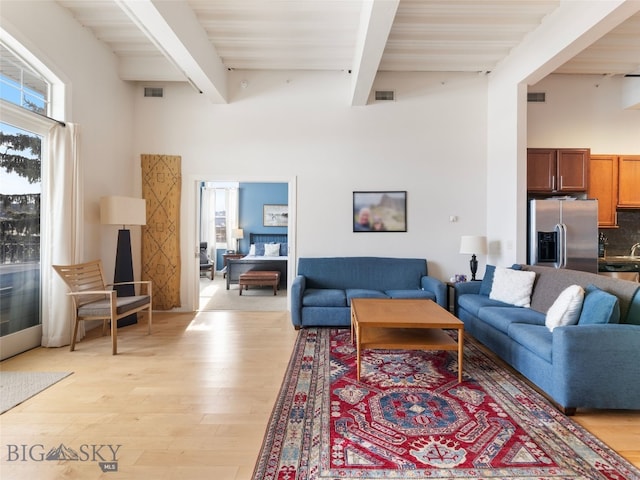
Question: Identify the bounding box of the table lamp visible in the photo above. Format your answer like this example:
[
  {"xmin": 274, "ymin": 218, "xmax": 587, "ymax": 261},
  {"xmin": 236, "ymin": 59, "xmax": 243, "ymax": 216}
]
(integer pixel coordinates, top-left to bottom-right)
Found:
[
  {"xmin": 100, "ymin": 196, "xmax": 147, "ymax": 326},
  {"xmin": 459, "ymin": 235, "xmax": 487, "ymax": 281},
  {"xmin": 232, "ymin": 228, "xmax": 244, "ymax": 253}
]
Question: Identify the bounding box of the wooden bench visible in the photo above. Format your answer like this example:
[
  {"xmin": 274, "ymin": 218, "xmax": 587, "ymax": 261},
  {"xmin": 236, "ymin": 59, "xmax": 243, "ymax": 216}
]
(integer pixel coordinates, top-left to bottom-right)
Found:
[{"xmin": 238, "ymin": 271, "xmax": 281, "ymax": 296}]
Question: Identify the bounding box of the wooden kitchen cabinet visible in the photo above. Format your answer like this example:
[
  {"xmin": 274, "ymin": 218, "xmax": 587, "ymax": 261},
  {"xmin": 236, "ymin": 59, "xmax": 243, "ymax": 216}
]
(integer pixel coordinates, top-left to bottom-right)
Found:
[
  {"xmin": 527, "ymin": 148, "xmax": 590, "ymax": 193},
  {"xmin": 617, "ymin": 155, "xmax": 640, "ymax": 208},
  {"xmin": 588, "ymin": 155, "xmax": 618, "ymax": 227}
]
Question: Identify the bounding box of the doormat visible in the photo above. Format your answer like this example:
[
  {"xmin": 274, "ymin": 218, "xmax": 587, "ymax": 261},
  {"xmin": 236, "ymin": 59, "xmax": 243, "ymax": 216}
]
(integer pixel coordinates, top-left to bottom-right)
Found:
[
  {"xmin": 0, "ymin": 371, "xmax": 72, "ymax": 414},
  {"xmin": 253, "ymin": 328, "xmax": 639, "ymax": 479}
]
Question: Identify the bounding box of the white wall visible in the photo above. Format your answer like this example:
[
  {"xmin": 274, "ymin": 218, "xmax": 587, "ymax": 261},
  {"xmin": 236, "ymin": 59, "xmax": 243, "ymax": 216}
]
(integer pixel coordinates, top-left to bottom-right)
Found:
[
  {"xmin": 528, "ymin": 75, "xmax": 640, "ymax": 153},
  {"xmin": 133, "ymin": 71, "xmax": 490, "ymax": 308},
  {"xmin": 1, "ymin": 1, "xmax": 138, "ymax": 280}
]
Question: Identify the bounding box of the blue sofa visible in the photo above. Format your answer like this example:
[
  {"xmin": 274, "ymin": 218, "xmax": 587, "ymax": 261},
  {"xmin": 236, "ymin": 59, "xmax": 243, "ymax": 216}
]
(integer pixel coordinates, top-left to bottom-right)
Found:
[
  {"xmin": 455, "ymin": 264, "xmax": 640, "ymax": 414},
  {"xmin": 291, "ymin": 257, "xmax": 446, "ymax": 329}
]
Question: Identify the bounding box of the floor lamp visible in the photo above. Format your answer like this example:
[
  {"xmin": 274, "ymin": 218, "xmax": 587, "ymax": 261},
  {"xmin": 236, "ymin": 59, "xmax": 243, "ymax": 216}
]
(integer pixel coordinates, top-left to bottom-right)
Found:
[{"xmin": 100, "ymin": 196, "xmax": 147, "ymax": 327}]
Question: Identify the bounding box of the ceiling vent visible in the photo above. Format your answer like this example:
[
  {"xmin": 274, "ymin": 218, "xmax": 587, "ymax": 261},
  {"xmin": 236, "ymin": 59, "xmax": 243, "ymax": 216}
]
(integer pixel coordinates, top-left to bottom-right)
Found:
[
  {"xmin": 144, "ymin": 87, "xmax": 164, "ymax": 98},
  {"xmin": 527, "ymin": 92, "xmax": 546, "ymax": 103},
  {"xmin": 375, "ymin": 90, "xmax": 395, "ymax": 101}
]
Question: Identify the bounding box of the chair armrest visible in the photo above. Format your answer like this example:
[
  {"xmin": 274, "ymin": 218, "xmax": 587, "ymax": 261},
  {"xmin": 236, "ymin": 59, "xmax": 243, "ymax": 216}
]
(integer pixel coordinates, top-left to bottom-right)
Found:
[
  {"xmin": 421, "ymin": 276, "xmax": 447, "ymax": 308},
  {"xmin": 290, "ymin": 275, "xmax": 306, "ymax": 327},
  {"xmin": 67, "ymin": 290, "xmax": 112, "ymax": 296},
  {"xmin": 109, "ymin": 280, "xmax": 152, "ymax": 294}
]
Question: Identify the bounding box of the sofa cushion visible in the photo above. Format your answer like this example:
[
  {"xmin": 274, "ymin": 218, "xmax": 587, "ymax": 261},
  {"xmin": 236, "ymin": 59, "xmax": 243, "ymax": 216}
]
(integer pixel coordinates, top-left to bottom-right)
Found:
[
  {"xmin": 303, "ymin": 288, "xmax": 347, "ymax": 307},
  {"xmin": 578, "ymin": 284, "xmax": 620, "ymax": 325},
  {"xmin": 479, "ymin": 265, "xmax": 495, "ymax": 296},
  {"xmin": 508, "ymin": 323, "xmax": 552, "ymax": 363},
  {"xmin": 385, "ymin": 289, "xmax": 436, "ymax": 300},
  {"xmin": 478, "ymin": 306, "xmax": 545, "ymax": 335},
  {"xmin": 545, "ymin": 285, "xmax": 584, "ymax": 331},
  {"xmin": 489, "ymin": 267, "xmax": 536, "ymax": 307},
  {"xmin": 346, "ymin": 289, "xmax": 388, "ymax": 306},
  {"xmin": 458, "ymin": 294, "xmax": 512, "ymax": 317}
]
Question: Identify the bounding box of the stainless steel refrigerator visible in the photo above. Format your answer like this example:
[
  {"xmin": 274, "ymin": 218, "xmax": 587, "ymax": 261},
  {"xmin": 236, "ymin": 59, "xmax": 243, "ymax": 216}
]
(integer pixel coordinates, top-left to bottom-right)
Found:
[{"xmin": 528, "ymin": 198, "xmax": 598, "ymax": 273}]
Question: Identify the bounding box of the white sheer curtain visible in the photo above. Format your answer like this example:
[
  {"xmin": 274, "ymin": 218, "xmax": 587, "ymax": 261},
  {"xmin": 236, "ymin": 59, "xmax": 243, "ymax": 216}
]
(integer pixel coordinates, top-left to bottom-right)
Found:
[
  {"xmin": 41, "ymin": 122, "xmax": 83, "ymax": 347},
  {"xmin": 226, "ymin": 187, "xmax": 239, "ymax": 248}
]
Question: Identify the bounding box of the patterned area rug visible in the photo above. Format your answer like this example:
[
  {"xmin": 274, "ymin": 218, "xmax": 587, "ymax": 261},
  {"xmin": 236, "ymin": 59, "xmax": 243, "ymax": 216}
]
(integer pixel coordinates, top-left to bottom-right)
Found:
[{"xmin": 253, "ymin": 328, "xmax": 640, "ymax": 479}]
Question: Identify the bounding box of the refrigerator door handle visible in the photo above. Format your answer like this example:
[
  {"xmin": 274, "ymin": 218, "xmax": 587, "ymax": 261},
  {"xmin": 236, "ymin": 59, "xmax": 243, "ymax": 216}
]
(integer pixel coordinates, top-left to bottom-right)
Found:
[{"xmin": 558, "ymin": 223, "xmax": 568, "ymax": 268}]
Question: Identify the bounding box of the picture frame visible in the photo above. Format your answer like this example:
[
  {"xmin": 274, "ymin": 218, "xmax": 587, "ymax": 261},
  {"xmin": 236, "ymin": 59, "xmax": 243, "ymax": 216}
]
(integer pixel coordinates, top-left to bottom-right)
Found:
[
  {"xmin": 263, "ymin": 204, "xmax": 288, "ymax": 227},
  {"xmin": 353, "ymin": 191, "xmax": 407, "ymax": 232}
]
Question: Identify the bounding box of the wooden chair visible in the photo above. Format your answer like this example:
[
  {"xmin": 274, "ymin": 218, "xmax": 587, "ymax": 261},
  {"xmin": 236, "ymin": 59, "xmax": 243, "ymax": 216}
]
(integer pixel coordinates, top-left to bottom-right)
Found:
[{"xmin": 53, "ymin": 260, "xmax": 152, "ymax": 355}]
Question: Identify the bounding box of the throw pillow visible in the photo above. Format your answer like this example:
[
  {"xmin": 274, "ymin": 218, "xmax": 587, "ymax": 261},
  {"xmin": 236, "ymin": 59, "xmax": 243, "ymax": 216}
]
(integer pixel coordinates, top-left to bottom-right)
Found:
[
  {"xmin": 479, "ymin": 265, "xmax": 495, "ymax": 296},
  {"xmin": 578, "ymin": 284, "xmax": 620, "ymax": 325},
  {"xmin": 264, "ymin": 243, "xmax": 280, "ymax": 257},
  {"xmin": 489, "ymin": 267, "xmax": 536, "ymax": 307},
  {"xmin": 545, "ymin": 285, "xmax": 585, "ymax": 331}
]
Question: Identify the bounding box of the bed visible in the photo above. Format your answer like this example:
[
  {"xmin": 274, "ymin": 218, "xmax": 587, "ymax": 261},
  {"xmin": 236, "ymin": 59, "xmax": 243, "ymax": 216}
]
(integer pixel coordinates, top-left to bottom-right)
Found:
[{"xmin": 225, "ymin": 233, "xmax": 288, "ymax": 290}]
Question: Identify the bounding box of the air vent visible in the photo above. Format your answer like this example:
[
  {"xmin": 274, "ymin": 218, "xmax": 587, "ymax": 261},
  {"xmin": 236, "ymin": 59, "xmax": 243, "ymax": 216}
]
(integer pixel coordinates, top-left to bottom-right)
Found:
[
  {"xmin": 527, "ymin": 92, "xmax": 546, "ymax": 103},
  {"xmin": 375, "ymin": 90, "xmax": 395, "ymax": 101},
  {"xmin": 144, "ymin": 87, "xmax": 164, "ymax": 98}
]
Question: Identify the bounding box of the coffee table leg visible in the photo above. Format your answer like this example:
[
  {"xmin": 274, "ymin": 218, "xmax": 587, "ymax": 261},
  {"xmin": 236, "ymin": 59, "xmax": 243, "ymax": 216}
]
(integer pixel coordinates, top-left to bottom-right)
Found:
[
  {"xmin": 356, "ymin": 323, "xmax": 361, "ymax": 381},
  {"xmin": 458, "ymin": 327, "xmax": 464, "ymax": 383}
]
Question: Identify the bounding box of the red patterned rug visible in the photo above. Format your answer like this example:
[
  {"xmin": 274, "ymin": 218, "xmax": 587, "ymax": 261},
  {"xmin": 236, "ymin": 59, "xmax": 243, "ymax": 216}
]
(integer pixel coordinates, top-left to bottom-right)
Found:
[{"xmin": 253, "ymin": 328, "xmax": 640, "ymax": 479}]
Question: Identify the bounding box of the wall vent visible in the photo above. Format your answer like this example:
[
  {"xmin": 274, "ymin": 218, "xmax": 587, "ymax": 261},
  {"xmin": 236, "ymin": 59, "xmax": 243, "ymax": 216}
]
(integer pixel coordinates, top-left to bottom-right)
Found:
[
  {"xmin": 375, "ymin": 90, "xmax": 395, "ymax": 101},
  {"xmin": 527, "ymin": 92, "xmax": 546, "ymax": 103},
  {"xmin": 144, "ymin": 87, "xmax": 164, "ymax": 98}
]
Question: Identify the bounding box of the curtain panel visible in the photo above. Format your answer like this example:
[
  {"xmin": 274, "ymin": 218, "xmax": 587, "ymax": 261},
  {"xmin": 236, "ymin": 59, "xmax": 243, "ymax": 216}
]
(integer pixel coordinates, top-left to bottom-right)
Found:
[{"xmin": 41, "ymin": 123, "xmax": 83, "ymax": 347}]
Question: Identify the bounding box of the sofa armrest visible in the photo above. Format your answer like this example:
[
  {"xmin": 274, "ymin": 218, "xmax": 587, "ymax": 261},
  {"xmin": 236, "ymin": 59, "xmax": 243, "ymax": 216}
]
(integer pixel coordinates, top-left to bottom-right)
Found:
[
  {"xmin": 552, "ymin": 324, "xmax": 640, "ymax": 409},
  {"xmin": 290, "ymin": 275, "xmax": 306, "ymax": 328},
  {"xmin": 454, "ymin": 281, "xmax": 482, "ymax": 296},
  {"xmin": 421, "ymin": 276, "xmax": 447, "ymax": 309}
]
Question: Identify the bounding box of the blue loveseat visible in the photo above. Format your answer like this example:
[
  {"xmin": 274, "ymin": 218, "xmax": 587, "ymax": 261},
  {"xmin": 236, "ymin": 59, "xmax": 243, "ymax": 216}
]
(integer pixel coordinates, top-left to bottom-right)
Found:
[
  {"xmin": 455, "ymin": 264, "xmax": 640, "ymax": 414},
  {"xmin": 291, "ymin": 257, "xmax": 446, "ymax": 329}
]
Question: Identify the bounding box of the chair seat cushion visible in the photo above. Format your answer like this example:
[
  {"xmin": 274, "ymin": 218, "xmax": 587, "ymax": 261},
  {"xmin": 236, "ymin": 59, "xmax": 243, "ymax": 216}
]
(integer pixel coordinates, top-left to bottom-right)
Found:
[
  {"xmin": 303, "ymin": 289, "xmax": 347, "ymax": 307},
  {"xmin": 78, "ymin": 295, "xmax": 150, "ymax": 317}
]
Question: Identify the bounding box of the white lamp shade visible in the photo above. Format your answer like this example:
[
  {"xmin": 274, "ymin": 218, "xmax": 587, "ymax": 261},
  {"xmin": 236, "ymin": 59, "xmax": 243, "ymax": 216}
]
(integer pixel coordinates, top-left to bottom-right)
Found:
[
  {"xmin": 459, "ymin": 235, "xmax": 487, "ymax": 255},
  {"xmin": 100, "ymin": 196, "xmax": 146, "ymax": 226},
  {"xmin": 232, "ymin": 228, "xmax": 244, "ymax": 239}
]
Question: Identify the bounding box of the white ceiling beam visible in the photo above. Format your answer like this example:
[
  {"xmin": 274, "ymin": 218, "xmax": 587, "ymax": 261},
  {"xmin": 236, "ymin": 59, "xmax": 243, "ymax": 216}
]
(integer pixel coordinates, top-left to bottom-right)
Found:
[
  {"xmin": 115, "ymin": 0, "xmax": 228, "ymax": 103},
  {"xmin": 350, "ymin": 0, "xmax": 399, "ymax": 106},
  {"xmin": 119, "ymin": 55, "xmax": 184, "ymax": 82},
  {"xmin": 491, "ymin": 0, "xmax": 640, "ymax": 85}
]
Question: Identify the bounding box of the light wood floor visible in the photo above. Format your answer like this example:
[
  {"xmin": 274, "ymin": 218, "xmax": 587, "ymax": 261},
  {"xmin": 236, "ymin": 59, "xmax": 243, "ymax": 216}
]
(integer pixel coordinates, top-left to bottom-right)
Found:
[{"xmin": 1, "ymin": 311, "xmax": 639, "ymax": 479}]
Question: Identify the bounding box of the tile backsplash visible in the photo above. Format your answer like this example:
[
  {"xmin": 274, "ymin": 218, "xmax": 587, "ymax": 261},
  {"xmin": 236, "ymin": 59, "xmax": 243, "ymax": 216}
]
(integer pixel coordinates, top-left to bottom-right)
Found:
[{"xmin": 600, "ymin": 210, "xmax": 640, "ymax": 256}]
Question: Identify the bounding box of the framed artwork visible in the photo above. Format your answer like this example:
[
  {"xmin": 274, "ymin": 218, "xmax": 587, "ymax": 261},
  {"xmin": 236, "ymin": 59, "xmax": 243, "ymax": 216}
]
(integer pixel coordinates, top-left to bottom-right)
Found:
[
  {"xmin": 353, "ymin": 191, "xmax": 407, "ymax": 232},
  {"xmin": 263, "ymin": 204, "xmax": 288, "ymax": 227}
]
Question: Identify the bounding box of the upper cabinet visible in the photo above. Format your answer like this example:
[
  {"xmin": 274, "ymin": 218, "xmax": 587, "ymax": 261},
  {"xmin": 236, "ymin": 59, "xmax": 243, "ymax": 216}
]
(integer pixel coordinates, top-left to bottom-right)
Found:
[
  {"xmin": 527, "ymin": 148, "xmax": 590, "ymax": 193},
  {"xmin": 588, "ymin": 155, "xmax": 618, "ymax": 227},
  {"xmin": 618, "ymin": 155, "xmax": 640, "ymax": 208}
]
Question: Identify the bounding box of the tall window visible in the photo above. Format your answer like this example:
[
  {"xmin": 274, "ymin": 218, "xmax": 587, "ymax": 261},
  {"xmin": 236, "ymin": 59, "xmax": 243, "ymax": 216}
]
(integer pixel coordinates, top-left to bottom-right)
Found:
[{"xmin": 0, "ymin": 39, "xmax": 49, "ymax": 352}]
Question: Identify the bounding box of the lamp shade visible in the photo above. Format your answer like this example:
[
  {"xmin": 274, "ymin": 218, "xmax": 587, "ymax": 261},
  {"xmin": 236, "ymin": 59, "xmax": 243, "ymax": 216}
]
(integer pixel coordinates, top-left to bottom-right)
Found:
[
  {"xmin": 100, "ymin": 196, "xmax": 146, "ymax": 226},
  {"xmin": 232, "ymin": 228, "xmax": 244, "ymax": 239},
  {"xmin": 459, "ymin": 235, "xmax": 487, "ymax": 255}
]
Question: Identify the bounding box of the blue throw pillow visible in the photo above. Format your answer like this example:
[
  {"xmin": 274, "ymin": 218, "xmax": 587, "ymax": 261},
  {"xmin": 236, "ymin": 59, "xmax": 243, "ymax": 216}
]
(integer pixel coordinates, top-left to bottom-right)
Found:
[
  {"xmin": 578, "ymin": 284, "xmax": 620, "ymax": 325},
  {"xmin": 479, "ymin": 265, "xmax": 495, "ymax": 296}
]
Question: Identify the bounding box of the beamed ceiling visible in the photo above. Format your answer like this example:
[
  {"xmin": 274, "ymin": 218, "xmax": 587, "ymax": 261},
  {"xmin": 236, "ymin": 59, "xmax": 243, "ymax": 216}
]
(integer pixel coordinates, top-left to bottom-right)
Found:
[{"xmin": 51, "ymin": 0, "xmax": 640, "ymax": 104}]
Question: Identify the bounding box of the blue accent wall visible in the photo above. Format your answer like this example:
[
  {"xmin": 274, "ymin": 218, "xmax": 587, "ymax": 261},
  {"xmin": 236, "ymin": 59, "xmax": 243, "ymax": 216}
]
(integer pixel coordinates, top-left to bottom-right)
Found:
[{"xmin": 238, "ymin": 182, "xmax": 287, "ymax": 254}]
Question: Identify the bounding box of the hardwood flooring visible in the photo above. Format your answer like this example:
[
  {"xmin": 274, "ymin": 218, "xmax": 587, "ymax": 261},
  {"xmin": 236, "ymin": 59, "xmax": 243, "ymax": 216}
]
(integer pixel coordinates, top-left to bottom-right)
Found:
[{"xmin": 1, "ymin": 310, "xmax": 639, "ymax": 479}]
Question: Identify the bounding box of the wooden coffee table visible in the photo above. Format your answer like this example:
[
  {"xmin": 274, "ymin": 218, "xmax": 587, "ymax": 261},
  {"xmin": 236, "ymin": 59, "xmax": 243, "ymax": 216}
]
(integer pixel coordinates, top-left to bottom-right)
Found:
[{"xmin": 350, "ymin": 298, "xmax": 464, "ymax": 382}]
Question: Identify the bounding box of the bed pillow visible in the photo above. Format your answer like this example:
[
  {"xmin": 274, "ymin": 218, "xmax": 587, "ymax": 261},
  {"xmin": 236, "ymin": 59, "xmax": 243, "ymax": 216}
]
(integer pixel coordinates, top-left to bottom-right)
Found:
[
  {"xmin": 264, "ymin": 243, "xmax": 280, "ymax": 256},
  {"xmin": 279, "ymin": 243, "xmax": 288, "ymax": 256},
  {"xmin": 578, "ymin": 284, "xmax": 620, "ymax": 325},
  {"xmin": 248, "ymin": 244, "xmax": 256, "ymax": 256},
  {"xmin": 489, "ymin": 267, "xmax": 536, "ymax": 307},
  {"xmin": 545, "ymin": 285, "xmax": 584, "ymax": 331}
]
